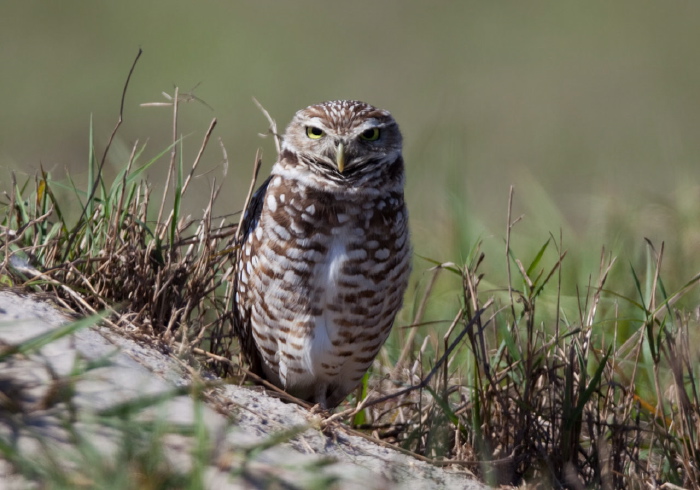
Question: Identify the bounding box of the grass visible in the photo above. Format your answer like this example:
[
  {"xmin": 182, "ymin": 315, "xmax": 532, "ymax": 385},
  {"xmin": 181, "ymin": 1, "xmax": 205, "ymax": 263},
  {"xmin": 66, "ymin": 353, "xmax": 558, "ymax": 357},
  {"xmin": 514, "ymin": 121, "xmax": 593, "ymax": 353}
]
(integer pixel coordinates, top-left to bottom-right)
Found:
[
  {"xmin": 1, "ymin": 63, "xmax": 699, "ymax": 488},
  {"xmin": 374, "ymin": 233, "xmax": 700, "ymax": 488}
]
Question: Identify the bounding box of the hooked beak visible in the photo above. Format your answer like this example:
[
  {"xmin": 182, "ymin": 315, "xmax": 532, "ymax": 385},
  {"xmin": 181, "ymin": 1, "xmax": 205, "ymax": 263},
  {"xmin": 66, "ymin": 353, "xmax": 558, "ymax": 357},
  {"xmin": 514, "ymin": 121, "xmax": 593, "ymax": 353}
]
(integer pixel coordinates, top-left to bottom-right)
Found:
[{"xmin": 336, "ymin": 142, "xmax": 345, "ymax": 173}]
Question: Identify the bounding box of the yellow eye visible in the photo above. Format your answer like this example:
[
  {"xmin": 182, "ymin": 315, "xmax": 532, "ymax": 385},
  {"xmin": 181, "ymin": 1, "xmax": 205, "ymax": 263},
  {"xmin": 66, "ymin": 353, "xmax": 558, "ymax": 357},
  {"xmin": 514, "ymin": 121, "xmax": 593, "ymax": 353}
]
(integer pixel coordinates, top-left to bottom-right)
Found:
[
  {"xmin": 360, "ymin": 128, "xmax": 380, "ymax": 141},
  {"xmin": 306, "ymin": 126, "xmax": 325, "ymax": 139}
]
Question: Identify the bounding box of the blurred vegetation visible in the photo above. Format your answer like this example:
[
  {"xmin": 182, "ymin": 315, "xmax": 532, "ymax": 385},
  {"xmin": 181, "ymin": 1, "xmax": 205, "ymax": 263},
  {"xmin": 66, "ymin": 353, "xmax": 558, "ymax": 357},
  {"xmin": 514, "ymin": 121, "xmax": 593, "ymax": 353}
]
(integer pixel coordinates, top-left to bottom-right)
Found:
[{"xmin": 4, "ymin": 1, "xmax": 700, "ymax": 272}]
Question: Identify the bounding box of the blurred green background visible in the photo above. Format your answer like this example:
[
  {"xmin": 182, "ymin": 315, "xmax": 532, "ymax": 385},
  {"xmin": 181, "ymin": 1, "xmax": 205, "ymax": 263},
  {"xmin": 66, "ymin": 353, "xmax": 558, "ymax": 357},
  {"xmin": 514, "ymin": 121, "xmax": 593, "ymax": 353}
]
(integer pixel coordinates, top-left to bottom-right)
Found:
[{"xmin": 3, "ymin": 1, "xmax": 700, "ymax": 304}]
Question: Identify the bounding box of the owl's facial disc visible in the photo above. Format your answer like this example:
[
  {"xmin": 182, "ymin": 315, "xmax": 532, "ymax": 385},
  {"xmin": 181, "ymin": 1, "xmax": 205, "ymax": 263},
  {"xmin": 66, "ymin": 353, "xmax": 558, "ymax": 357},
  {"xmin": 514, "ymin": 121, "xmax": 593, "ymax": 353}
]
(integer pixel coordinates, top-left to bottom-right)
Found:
[{"xmin": 281, "ymin": 101, "xmax": 402, "ymax": 179}]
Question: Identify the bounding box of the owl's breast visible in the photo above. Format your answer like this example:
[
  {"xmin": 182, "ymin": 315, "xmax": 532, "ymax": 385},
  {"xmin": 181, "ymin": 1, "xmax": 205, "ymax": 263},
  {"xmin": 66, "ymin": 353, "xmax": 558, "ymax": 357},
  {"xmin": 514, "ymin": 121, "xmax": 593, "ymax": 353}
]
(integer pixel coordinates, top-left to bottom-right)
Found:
[
  {"xmin": 302, "ymin": 197, "xmax": 410, "ymax": 374},
  {"xmin": 246, "ymin": 176, "xmax": 410, "ymax": 395}
]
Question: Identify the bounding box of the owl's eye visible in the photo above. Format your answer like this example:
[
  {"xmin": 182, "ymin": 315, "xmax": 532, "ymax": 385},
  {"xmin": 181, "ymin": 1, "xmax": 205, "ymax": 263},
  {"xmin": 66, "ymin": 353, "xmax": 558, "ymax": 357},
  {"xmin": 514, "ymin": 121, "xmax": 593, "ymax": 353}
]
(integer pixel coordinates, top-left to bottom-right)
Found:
[
  {"xmin": 306, "ymin": 126, "xmax": 325, "ymax": 139},
  {"xmin": 360, "ymin": 128, "xmax": 380, "ymax": 141}
]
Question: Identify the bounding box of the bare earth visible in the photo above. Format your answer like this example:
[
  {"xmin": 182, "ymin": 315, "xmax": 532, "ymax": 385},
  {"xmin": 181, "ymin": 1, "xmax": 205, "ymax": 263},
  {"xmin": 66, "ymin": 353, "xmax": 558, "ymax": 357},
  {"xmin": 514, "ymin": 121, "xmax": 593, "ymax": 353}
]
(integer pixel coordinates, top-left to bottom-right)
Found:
[{"xmin": 0, "ymin": 291, "xmax": 487, "ymax": 489}]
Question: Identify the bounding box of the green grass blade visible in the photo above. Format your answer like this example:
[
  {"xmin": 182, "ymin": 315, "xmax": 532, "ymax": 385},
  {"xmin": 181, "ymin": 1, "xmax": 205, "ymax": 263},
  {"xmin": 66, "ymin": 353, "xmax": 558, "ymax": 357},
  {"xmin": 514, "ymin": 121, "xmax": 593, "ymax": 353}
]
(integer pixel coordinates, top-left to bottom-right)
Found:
[
  {"xmin": 170, "ymin": 139, "xmax": 184, "ymax": 246},
  {"xmin": 96, "ymin": 386, "xmax": 192, "ymax": 418},
  {"xmin": 124, "ymin": 140, "xmax": 179, "ymax": 187},
  {"xmin": 414, "ymin": 254, "xmax": 462, "ymax": 275},
  {"xmin": 352, "ymin": 371, "xmax": 370, "ymax": 426},
  {"xmin": 0, "ymin": 311, "xmax": 108, "ymax": 362},
  {"xmin": 87, "ymin": 114, "xmax": 96, "ymax": 221},
  {"xmin": 628, "ymin": 262, "xmax": 647, "ymax": 313},
  {"xmin": 567, "ymin": 346, "xmax": 610, "ymax": 432},
  {"xmin": 526, "ymin": 238, "xmax": 550, "ymax": 279},
  {"xmin": 425, "ymin": 385, "xmax": 468, "ymax": 438}
]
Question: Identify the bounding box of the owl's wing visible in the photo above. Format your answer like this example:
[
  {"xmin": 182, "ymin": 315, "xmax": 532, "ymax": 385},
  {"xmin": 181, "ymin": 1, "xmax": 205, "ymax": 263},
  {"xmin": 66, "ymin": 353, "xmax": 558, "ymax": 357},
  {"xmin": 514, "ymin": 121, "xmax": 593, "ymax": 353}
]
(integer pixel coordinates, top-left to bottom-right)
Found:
[
  {"xmin": 232, "ymin": 175, "xmax": 272, "ymax": 376},
  {"xmin": 238, "ymin": 175, "xmax": 272, "ymax": 244}
]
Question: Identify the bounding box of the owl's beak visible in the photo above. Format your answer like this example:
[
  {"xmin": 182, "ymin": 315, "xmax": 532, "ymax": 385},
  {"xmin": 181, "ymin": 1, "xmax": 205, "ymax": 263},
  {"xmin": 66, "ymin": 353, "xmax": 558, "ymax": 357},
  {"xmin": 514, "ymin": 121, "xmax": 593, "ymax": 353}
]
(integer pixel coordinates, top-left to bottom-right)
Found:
[{"xmin": 336, "ymin": 142, "xmax": 345, "ymax": 173}]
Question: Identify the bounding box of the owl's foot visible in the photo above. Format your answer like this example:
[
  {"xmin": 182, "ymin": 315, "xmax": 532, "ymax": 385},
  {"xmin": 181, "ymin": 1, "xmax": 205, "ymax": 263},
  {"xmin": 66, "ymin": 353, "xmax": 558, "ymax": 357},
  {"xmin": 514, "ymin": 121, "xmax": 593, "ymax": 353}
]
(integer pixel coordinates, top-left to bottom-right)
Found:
[{"xmin": 308, "ymin": 403, "xmax": 331, "ymax": 416}]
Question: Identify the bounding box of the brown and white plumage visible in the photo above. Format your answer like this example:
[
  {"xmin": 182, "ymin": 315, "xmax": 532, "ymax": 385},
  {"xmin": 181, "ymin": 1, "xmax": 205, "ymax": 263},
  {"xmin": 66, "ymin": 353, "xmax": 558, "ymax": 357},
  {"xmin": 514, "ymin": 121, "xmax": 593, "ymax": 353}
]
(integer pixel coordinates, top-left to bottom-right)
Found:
[{"xmin": 233, "ymin": 100, "xmax": 411, "ymax": 409}]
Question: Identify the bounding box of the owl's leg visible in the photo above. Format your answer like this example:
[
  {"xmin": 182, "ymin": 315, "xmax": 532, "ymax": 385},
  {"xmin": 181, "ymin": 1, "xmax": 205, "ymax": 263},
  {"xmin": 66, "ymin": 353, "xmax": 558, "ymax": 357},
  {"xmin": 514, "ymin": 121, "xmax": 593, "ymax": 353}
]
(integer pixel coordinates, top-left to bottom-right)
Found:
[
  {"xmin": 313, "ymin": 382, "xmax": 329, "ymax": 410},
  {"xmin": 277, "ymin": 360, "xmax": 289, "ymax": 390},
  {"xmin": 325, "ymin": 386, "xmax": 349, "ymax": 410}
]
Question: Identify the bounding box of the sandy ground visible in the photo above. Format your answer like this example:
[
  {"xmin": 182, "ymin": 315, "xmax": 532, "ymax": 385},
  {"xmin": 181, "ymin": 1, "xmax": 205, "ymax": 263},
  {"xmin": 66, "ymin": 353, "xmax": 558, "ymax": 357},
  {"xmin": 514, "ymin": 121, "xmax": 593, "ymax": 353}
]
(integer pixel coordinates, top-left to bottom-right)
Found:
[{"xmin": 0, "ymin": 290, "xmax": 487, "ymax": 489}]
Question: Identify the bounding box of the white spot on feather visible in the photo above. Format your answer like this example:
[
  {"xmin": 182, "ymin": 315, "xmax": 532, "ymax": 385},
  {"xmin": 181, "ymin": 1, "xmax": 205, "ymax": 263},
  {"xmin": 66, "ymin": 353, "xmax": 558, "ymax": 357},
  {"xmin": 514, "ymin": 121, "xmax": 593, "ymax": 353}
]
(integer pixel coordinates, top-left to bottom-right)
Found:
[
  {"xmin": 375, "ymin": 248, "xmax": 390, "ymax": 260},
  {"xmin": 348, "ymin": 249, "xmax": 367, "ymax": 260},
  {"xmin": 267, "ymin": 194, "xmax": 277, "ymax": 213},
  {"xmin": 273, "ymin": 223, "xmax": 291, "ymax": 240}
]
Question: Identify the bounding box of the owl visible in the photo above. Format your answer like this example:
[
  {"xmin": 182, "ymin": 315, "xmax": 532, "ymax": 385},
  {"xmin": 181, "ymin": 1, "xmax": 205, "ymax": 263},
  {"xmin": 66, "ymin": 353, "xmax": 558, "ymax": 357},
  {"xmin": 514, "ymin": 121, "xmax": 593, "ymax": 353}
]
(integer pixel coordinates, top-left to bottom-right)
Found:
[{"xmin": 233, "ymin": 100, "xmax": 411, "ymax": 409}]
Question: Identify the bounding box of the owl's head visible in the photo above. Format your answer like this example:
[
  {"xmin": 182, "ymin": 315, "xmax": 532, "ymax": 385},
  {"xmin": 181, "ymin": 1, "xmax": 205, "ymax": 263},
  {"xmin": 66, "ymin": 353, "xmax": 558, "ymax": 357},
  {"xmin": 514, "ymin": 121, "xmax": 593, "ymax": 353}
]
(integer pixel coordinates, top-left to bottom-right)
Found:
[{"xmin": 280, "ymin": 100, "xmax": 402, "ymax": 180}]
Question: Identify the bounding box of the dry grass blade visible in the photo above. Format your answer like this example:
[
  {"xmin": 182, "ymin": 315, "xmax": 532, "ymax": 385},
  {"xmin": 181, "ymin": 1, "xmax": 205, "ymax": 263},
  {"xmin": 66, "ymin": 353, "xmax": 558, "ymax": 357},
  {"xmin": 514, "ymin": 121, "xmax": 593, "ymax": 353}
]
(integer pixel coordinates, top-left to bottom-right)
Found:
[
  {"xmin": 233, "ymin": 150, "xmax": 262, "ymax": 245},
  {"xmin": 253, "ymin": 97, "xmax": 281, "ymax": 155},
  {"xmin": 391, "ymin": 265, "xmax": 443, "ymax": 380}
]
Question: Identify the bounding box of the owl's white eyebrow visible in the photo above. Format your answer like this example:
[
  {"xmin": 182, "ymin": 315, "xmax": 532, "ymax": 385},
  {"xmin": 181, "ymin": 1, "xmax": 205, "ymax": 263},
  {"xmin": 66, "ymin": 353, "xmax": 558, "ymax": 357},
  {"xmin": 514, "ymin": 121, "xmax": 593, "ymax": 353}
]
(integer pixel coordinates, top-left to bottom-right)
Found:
[
  {"xmin": 307, "ymin": 117, "xmax": 328, "ymax": 128},
  {"xmin": 359, "ymin": 119, "xmax": 383, "ymax": 129}
]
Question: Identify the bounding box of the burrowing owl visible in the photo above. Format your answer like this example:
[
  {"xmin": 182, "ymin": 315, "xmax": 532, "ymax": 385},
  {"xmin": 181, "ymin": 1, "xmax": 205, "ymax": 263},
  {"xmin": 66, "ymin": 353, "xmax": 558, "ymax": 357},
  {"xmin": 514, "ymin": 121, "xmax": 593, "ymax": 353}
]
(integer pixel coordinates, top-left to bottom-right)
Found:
[{"xmin": 233, "ymin": 100, "xmax": 411, "ymax": 409}]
